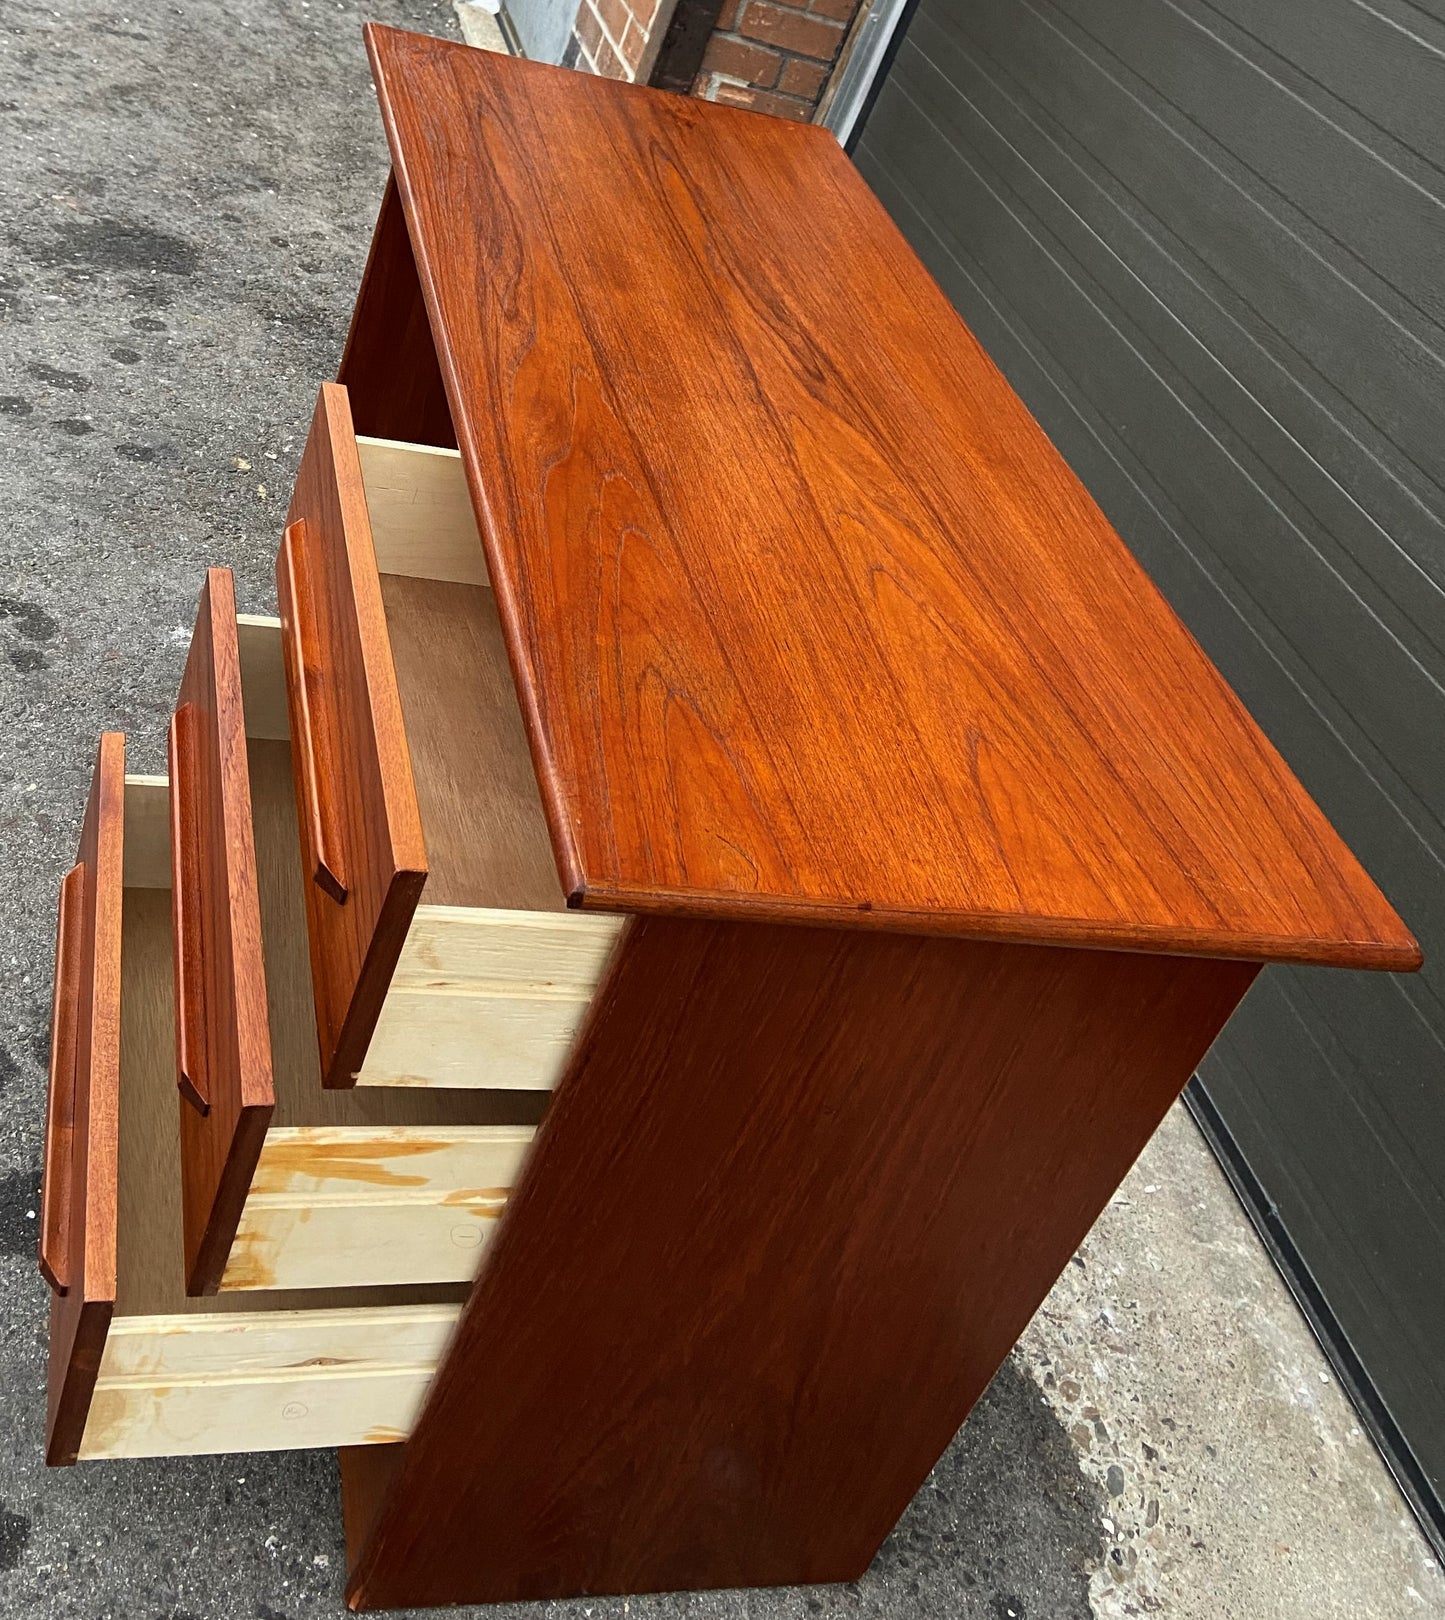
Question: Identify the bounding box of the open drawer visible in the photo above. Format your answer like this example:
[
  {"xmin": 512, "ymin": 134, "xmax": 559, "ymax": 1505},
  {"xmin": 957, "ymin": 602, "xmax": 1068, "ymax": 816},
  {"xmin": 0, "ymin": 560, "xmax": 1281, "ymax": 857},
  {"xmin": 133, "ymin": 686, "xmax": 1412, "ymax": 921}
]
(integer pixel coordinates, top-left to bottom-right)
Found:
[
  {"xmin": 170, "ymin": 569, "xmax": 547, "ymax": 1295},
  {"xmin": 41, "ymin": 738, "xmax": 463, "ymax": 1466},
  {"xmin": 279, "ymin": 382, "xmax": 625, "ymax": 1089}
]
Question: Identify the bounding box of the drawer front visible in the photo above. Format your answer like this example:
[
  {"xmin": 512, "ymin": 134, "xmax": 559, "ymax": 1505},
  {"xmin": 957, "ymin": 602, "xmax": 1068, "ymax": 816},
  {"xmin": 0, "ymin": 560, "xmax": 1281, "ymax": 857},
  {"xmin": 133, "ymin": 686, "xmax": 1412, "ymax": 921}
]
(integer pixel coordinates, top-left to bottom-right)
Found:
[
  {"xmin": 42, "ymin": 734, "xmax": 125, "ymax": 1467},
  {"xmin": 178, "ymin": 604, "xmax": 544, "ymax": 1291},
  {"xmin": 42, "ymin": 759, "xmax": 470, "ymax": 1465},
  {"xmin": 279, "ymin": 382, "xmax": 427, "ymax": 1089},
  {"xmin": 172, "ymin": 568, "xmax": 276, "ymax": 1294}
]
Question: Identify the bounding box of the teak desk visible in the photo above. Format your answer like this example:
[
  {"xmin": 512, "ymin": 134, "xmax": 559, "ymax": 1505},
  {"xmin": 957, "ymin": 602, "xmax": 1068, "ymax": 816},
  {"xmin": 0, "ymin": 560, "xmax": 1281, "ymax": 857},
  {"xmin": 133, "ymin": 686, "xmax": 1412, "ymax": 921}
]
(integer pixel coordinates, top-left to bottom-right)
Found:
[
  {"xmin": 332, "ymin": 29, "xmax": 1417, "ymax": 1608},
  {"xmin": 41, "ymin": 25, "xmax": 1419, "ymax": 1614}
]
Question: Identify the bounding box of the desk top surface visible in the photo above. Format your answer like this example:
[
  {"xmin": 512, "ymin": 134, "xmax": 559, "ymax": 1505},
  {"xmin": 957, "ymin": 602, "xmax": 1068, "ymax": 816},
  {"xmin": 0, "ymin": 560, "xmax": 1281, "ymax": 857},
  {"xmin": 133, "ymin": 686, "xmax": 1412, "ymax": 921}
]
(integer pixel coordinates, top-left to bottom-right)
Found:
[{"xmin": 365, "ymin": 26, "xmax": 1416, "ymax": 970}]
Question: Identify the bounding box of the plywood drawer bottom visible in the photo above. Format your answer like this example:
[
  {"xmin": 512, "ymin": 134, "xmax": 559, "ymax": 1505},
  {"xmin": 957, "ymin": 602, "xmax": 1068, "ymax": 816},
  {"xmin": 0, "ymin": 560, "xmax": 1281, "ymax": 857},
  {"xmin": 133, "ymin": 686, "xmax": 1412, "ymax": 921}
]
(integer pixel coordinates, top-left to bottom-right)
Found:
[
  {"xmin": 224, "ymin": 1126, "xmax": 531, "ymax": 1290},
  {"xmin": 79, "ymin": 1304, "xmax": 460, "ymax": 1461},
  {"xmin": 357, "ymin": 908, "xmax": 621, "ymax": 1089}
]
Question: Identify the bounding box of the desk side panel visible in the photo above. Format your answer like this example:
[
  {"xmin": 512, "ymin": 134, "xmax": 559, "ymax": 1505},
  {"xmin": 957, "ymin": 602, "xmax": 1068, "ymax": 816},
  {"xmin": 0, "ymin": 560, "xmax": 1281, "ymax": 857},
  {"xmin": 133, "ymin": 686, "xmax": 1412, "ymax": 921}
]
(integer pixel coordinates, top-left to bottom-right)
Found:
[{"xmin": 346, "ymin": 915, "xmax": 1257, "ymax": 1606}]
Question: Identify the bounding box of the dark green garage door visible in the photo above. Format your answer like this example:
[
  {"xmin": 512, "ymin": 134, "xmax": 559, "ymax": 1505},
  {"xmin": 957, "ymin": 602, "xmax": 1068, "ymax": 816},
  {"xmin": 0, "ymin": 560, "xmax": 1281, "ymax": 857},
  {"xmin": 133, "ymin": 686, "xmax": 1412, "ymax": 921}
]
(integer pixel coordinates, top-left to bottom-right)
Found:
[{"xmin": 851, "ymin": 0, "xmax": 1445, "ymax": 1547}]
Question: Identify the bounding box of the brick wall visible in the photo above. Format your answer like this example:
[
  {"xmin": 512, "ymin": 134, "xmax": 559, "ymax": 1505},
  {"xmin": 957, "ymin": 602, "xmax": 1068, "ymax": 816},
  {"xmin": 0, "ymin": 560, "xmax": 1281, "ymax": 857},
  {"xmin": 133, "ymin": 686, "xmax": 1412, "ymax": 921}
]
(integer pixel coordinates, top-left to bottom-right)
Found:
[
  {"xmin": 567, "ymin": 0, "xmax": 673, "ymax": 81},
  {"xmin": 563, "ymin": 0, "xmax": 866, "ymax": 120},
  {"xmin": 693, "ymin": 0, "xmax": 860, "ymax": 120}
]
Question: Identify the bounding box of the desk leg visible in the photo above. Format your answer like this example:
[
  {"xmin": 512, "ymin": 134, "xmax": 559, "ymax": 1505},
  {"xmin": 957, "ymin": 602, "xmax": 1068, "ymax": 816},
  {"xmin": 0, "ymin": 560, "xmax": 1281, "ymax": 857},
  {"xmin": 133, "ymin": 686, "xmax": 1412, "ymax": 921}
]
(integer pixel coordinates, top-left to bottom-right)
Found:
[
  {"xmin": 345, "ymin": 917, "xmax": 1257, "ymax": 1609},
  {"xmin": 337, "ymin": 173, "xmax": 456, "ymax": 448}
]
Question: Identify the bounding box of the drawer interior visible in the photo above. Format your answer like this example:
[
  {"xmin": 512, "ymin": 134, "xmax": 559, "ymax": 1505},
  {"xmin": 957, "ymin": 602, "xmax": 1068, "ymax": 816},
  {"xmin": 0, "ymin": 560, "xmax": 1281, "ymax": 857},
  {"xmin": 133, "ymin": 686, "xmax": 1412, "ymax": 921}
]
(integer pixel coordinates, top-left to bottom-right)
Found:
[
  {"xmin": 228, "ymin": 625, "xmax": 551, "ymax": 1288},
  {"xmin": 351, "ymin": 437, "xmax": 625, "ymax": 1088},
  {"xmin": 380, "ymin": 569, "xmax": 561, "ymax": 912},
  {"xmin": 91, "ymin": 778, "xmax": 464, "ymax": 1460},
  {"xmin": 361, "ymin": 434, "xmax": 562, "ymax": 914}
]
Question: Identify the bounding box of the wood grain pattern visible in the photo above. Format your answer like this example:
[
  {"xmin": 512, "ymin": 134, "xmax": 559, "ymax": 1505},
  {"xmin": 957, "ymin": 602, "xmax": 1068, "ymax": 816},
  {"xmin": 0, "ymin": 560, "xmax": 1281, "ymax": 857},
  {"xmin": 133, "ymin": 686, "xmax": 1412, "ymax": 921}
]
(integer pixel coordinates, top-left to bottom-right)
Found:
[
  {"xmin": 337, "ymin": 171, "xmax": 457, "ymax": 450},
  {"xmin": 280, "ymin": 384, "xmax": 428, "ymax": 1089},
  {"xmin": 356, "ymin": 436, "xmax": 487, "ymax": 585},
  {"xmin": 358, "ymin": 907, "xmax": 622, "ymax": 1089},
  {"xmin": 119, "ymin": 776, "xmax": 170, "ymax": 888},
  {"xmin": 278, "ymin": 390, "xmax": 595, "ymax": 1088},
  {"xmin": 220, "ymin": 1124, "xmax": 530, "ymax": 1292},
  {"xmin": 111, "ymin": 876, "xmax": 473, "ymax": 1320},
  {"xmin": 79, "ymin": 1304, "xmax": 458, "ymax": 1461},
  {"xmin": 346, "ymin": 915, "xmax": 1258, "ymax": 1606},
  {"xmin": 167, "ymin": 702, "xmax": 207, "ymax": 1113},
  {"xmin": 40, "ymin": 864, "xmax": 84, "ymax": 1293},
  {"xmin": 255, "ymin": 561, "xmax": 599, "ymax": 1087},
  {"xmin": 281, "ymin": 521, "xmax": 351, "ymax": 902},
  {"xmin": 45, "ymin": 734, "xmax": 125, "ymax": 1467},
  {"xmin": 365, "ymin": 29, "xmax": 1416, "ymax": 971},
  {"xmin": 341, "ymin": 1443, "xmax": 404, "ymax": 1574},
  {"xmin": 379, "ymin": 572, "xmax": 564, "ymax": 913},
  {"xmin": 360, "ymin": 984, "xmax": 599, "ymax": 1094},
  {"xmin": 95, "ymin": 1303, "xmax": 457, "ymax": 1386},
  {"xmin": 236, "ymin": 734, "xmax": 547, "ymax": 1288},
  {"xmin": 173, "ymin": 569, "xmax": 276, "ymax": 1296},
  {"xmin": 235, "ymin": 615, "xmax": 291, "ymax": 741},
  {"xmin": 49, "ymin": 774, "xmax": 474, "ymax": 1465},
  {"xmin": 244, "ymin": 737, "xmax": 547, "ymax": 1137}
]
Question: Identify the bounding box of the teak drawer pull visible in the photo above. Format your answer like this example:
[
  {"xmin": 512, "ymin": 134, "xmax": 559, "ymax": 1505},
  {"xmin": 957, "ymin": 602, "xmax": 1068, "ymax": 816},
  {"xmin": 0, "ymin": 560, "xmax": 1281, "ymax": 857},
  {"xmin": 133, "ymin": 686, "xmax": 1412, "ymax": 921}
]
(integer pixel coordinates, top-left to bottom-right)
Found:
[
  {"xmin": 39, "ymin": 864, "xmax": 84, "ymax": 1294},
  {"xmin": 168, "ymin": 703, "xmax": 209, "ymax": 1116},
  {"xmin": 279, "ymin": 519, "xmax": 348, "ymax": 904}
]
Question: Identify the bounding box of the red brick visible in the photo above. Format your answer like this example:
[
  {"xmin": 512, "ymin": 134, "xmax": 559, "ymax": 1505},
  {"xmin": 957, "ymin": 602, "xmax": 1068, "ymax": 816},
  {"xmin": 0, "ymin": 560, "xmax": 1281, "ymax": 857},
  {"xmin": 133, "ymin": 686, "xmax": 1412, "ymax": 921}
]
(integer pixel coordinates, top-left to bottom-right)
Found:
[
  {"xmin": 715, "ymin": 0, "xmax": 744, "ymax": 26},
  {"xmin": 713, "ymin": 81, "xmax": 812, "ymax": 119},
  {"xmin": 701, "ymin": 32, "xmax": 783, "ymax": 87},
  {"xmin": 621, "ymin": 16, "xmax": 647, "ymax": 67},
  {"xmin": 596, "ymin": 0, "xmax": 630, "ymax": 46},
  {"xmin": 593, "ymin": 28, "xmax": 629, "ymax": 75},
  {"xmin": 738, "ymin": 2, "xmax": 844, "ymax": 61},
  {"xmin": 629, "ymin": 0, "xmax": 662, "ymax": 28},
  {"xmin": 808, "ymin": 0, "xmax": 860, "ymax": 20},
  {"xmin": 575, "ymin": 1, "xmax": 604, "ymax": 58},
  {"xmin": 777, "ymin": 54, "xmax": 829, "ymax": 98}
]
